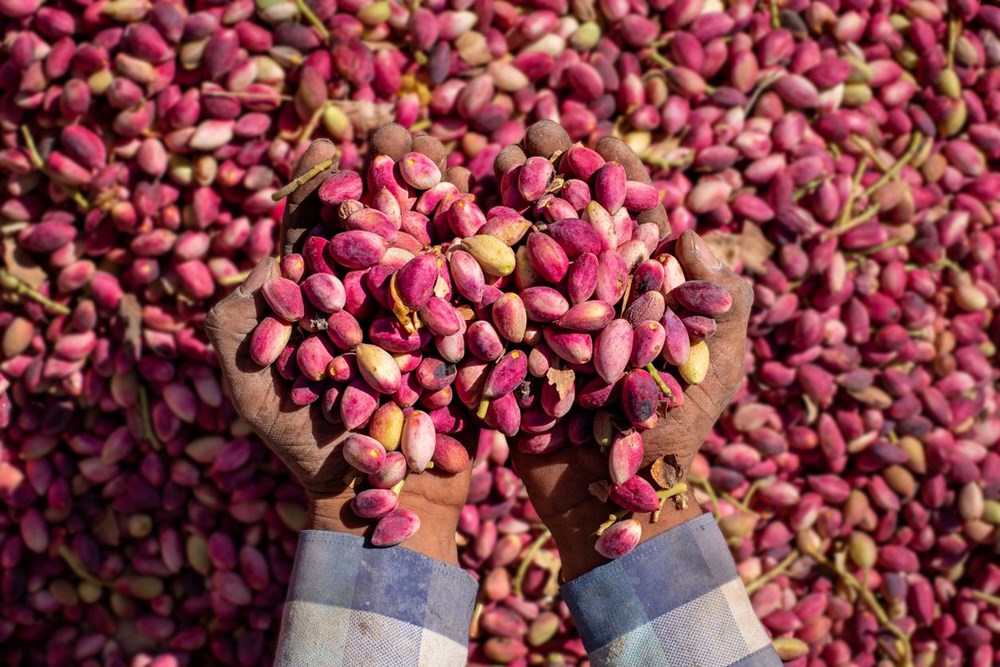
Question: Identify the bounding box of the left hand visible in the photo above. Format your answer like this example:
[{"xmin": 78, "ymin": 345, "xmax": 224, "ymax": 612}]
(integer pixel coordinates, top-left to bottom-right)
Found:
[{"xmin": 205, "ymin": 127, "xmax": 473, "ymax": 565}]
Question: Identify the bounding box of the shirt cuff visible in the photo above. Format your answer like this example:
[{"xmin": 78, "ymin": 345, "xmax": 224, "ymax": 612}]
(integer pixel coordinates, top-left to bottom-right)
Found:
[
  {"xmin": 560, "ymin": 513, "xmax": 782, "ymax": 667},
  {"xmin": 275, "ymin": 530, "xmax": 477, "ymax": 667}
]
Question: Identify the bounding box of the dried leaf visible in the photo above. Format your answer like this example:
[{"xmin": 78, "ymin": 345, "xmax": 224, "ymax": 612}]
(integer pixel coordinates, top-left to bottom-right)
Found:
[
  {"xmin": 336, "ymin": 101, "xmax": 395, "ymax": 137},
  {"xmin": 588, "ymin": 480, "xmax": 610, "ymax": 503},
  {"xmin": 650, "ymin": 454, "xmax": 681, "ymax": 489},
  {"xmin": 545, "ymin": 367, "xmax": 576, "ymax": 401},
  {"xmin": 738, "ymin": 222, "xmax": 776, "ymax": 274},
  {"xmin": 703, "ymin": 222, "xmax": 774, "ymax": 275},
  {"xmin": 118, "ymin": 294, "xmax": 143, "ymax": 360},
  {"xmin": 3, "ymin": 239, "xmax": 46, "ymax": 288}
]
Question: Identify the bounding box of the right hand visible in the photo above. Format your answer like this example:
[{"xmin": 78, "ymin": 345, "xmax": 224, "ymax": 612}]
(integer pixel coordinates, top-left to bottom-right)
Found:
[
  {"xmin": 204, "ymin": 126, "xmax": 474, "ymax": 565},
  {"xmin": 497, "ymin": 122, "xmax": 755, "ymax": 580}
]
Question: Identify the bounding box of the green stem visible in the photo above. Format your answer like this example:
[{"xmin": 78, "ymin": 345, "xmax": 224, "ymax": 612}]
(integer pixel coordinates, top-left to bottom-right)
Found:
[
  {"xmin": 0, "ymin": 269, "xmax": 71, "ymax": 315},
  {"xmin": 512, "ymin": 528, "xmax": 551, "ymax": 598},
  {"xmin": 294, "ymin": 0, "xmax": 331, "ymax": 41},
  {"xmin": 649, "ymin": 50, "xmax": 673, "ymax": 70},
  {"xmin": 651, "ymin": 482, "xmax": 689, "ymax": 523},
  {"xmin": 809, "ymin": 547, "xmax": 912, "ymax": 666},
  {"xmin": 826, "ymin": 203, "xmax": 880, "ymax": 238},
  {"xmin": 218, "ymin": 269, "xmax": 253, "ymax": 287},
  {"xmin": 744, "ymin": 70, "xmax": 783, "ymax": 115},
  {"xmin": 690, "ymin": 475, "xmax": 721, "ymax": 519},
  {"xmin": 58, "ymin": 544, "xmax": 105, "ymax": 587},
  {"xmin": 745, "ymin": 549, "xmax": 799, "ymax": 596},
  {"xmin": 971, "ymin": 590, "xmax": 1000, "ymax": 608},
  {"xmin": 769, "ymin": 0, "xmax": 781, "ymax": 29},
  {"xmin": 742, "ymin": 479, "xmax": 763, "ymax": 508},
  {"xmin": 645, "ymin": 363, "xmax": 675, "ymax": 400},
  {"xmin": 202, "ymin": 89, "xmax": 293, "ymax": 102},
  {"xmin": 1, "ymin": 222, "xmax": 29, "ymax": 236},
  {"xmin": 850, "ymin": 236, "xmax": 906, "ymax": 257},
  {"xmin": 858, "ymin": 132, "xmax": 923, "ymax": 201},
  {"xmin": 295, "ymin": 103, "xmax": 327, "ymax": 148},
  {"xmin": 138, "ymin": 386, "xmax": 161, "ymax": 450},
  {"xmin": 850, "ymin": 135, "xmax": 891, "ymax": 172},
  {"xmin": 272, "ymin": 156, "xmax": 336, "ymax": 201},
  {"xmin": 946, "ymin": 18, "xmax": 961, "ymax": 69},
  {"xmin": 596, "ymin": 509, "xmax": 629, "ymax": 536},
  {"xmin": 834, "ymin": 154, "xmax": 870, "ymax": 231},
  {"xmin": 20, "ymin": 126, "xmax": 90, "ymax": 211},
  {"xmin": 410, "ymin": 118, "xmax": 431, "ymax": 132}
]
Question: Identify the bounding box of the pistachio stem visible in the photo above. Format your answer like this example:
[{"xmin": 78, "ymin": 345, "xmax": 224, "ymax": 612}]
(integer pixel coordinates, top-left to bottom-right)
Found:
[
  {"xmin": 0, "ymin": 269, "xmax": 71, "ymax": 315},
  {"xmin": 651, "ymin": 482, "xmax": 689, "ymax": 523},
  {"xmin": 946, "ymin": 18, "xmax": 961, "ymax": 69},
  {"xmin": 971, "ymin": 590, "xmax": 1000, "ymax": 608},
  {"xmin": 20, "ymin": 126, "xmax": 91, "ymax": 212},
  {"xmin": 218, "ymin": 270, "xmax": 253, "ymax": 287},
  {"xmin": 833, "ymin": 154, "xmax": 870, "ymax": 231},
  {"xmin": 859, "ymin": 132, "xmax": 924, "ymax": 200},
  {"xmin": 272, "ymin": 156, "xmax": 337, "ymax": 201},
  {"xmin": 596, "ymin": 510, "xmax": 629, "ymax": 537},
  {"xmin": 743, "ymin": 479, "xmax": 763, "ymax": 507},
  {"xmin": 1, "ymin": 222, "xmax": 30, "ymax": 236},
  {"xmin": 744, "ymin": 70, "xmax": 783, "ymax": 115},
  {"xmin": 138, "ymin": 386, "xmax": 162, "ymax": 450},
  {"xmin": 295, "ymin": 103, "xmax": 327, "ymax": 147},
  {"xmin": 826, "ymin": 203, "xmax": 881, "ymax": 238},
  {"xmin": 745, "ymin": 549, "xmax": 799, "ymax": 596},
  {"xmin": 769, "ymin": 0, "xmax": 781, "ymax": 29},
  {"xmin": 202, "ymin": 89, "xmax": 293, "ymax": 102},
  {"xmin": 512, "ymin": 528, "xmax": 552, "ymax": 598},
  {"xmin": 809, "ymin": 547, "xmax": 912, "ymax": 666},
  {"xmin": 720, "ymin": 491, "xmax": 762, "ymax": 518},
  {"xmin": 645, "ymin": 363, "xmax": 675, "ymax": 399},
  {"xmin": 648, "ymin": 50, "xmax": 673, "ymax": 70},
  {"xmin": 690, "ymin": 475, "xmax": 721, "ymax": 519},
  {"xmin": 58, "ymin": 545, "xmax": 105, "ymax": 587},
  {"xmin": 294, "ymin": 0, "xmax": 331, "ymax": 41},
  {"xmin": 850, "ymin": 135, "xmax": 891, "ymax": 172}
]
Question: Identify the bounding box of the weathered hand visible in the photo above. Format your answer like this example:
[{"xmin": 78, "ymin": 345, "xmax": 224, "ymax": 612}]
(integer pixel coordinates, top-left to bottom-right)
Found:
[
  {"xmin": 204, "ymin": 126, "xmax": 474, "ymax": 564},
  {"xmin": 499, "ymin": 122, "xmax": 754, "ymax": 579}
]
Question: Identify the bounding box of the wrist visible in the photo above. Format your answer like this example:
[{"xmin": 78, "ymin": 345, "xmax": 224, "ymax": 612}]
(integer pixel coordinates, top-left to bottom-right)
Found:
[
  {"xmin": 307, "ymin": 494, "xmax": 460, "ymax": 567},
  {"xmin": 550, "ymin": 488, "xmax": 704, "ymax": 582}
]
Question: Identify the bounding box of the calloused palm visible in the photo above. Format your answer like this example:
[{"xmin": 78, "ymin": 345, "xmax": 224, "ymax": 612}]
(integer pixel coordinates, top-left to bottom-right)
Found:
[
  {"xmin": 504, "ymin": 125, "xmax": 754, "ymax": 578},
  {"xmin": 205, "ymin": 128, "xmax": 473, "ymax": 558}
]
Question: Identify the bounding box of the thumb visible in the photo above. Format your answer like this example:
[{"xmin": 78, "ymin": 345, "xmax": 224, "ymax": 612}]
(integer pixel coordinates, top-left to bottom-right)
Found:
[
  {"xmin": 282, "ymin": 140, "xmax": 340, "ymax": 257},
  {"xmin": 205, "ymin": 258, "xmax": 280, "ymax": 379},
  {"xmin": 673, "ymin": 231, "xmax": 754, "ymax": 326}
]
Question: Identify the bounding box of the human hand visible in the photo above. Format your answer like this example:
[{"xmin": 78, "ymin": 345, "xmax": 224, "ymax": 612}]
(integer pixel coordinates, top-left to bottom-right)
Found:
[
  {"xmin": 500, "ymin": 122, "xmax": 755, "ymax": 580},
  {"xmin": 205, "ymin": 126, "xmax": 474, "ymax": 565}
]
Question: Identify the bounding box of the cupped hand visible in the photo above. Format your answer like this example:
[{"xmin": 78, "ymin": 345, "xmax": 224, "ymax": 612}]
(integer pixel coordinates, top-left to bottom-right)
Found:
[
  {"xmin": 204, "ymin": 126, "xmax": 474, "ymax": 564},
  {"xmin": 501, "ymin": 122, "xmax": 755, "ymax": 579}
]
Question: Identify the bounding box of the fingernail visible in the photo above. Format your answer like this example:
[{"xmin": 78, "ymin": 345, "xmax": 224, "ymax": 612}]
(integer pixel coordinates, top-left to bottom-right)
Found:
[{"xmin": 693, "ymin": 235, "xmax": 723, "ymax": 269}]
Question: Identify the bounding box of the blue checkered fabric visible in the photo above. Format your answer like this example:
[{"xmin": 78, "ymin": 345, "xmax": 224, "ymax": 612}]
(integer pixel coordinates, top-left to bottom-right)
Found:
[
  {"xmin": 276, "ymin": 515, "xmax": 781, "ymax": 666},
  {"xmin": 275, "ymin": 531, "xmax": 477, "ymax": 667},
  {"xmin": 561, "ymin": 513, "xmax": 782, "ymax": 667}
]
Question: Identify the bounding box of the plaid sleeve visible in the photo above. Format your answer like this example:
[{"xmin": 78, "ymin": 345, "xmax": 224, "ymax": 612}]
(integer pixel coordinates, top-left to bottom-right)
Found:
[
  {"xmin": 560, "ymin": 513, "xmax": 782, "ymax": 667},
  {"xmin": 275, "ymin": 530, "xmax": 477, "ymax": 667}
]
